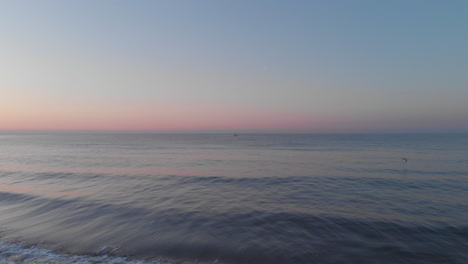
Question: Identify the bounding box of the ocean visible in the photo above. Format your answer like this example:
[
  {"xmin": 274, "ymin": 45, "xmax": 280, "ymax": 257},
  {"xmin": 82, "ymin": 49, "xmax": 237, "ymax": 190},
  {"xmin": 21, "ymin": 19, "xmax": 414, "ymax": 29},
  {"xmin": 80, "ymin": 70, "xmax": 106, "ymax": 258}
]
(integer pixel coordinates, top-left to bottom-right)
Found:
[{"xmin": 0, "ymin": 133, "xmax": 467, "ymax": 264}]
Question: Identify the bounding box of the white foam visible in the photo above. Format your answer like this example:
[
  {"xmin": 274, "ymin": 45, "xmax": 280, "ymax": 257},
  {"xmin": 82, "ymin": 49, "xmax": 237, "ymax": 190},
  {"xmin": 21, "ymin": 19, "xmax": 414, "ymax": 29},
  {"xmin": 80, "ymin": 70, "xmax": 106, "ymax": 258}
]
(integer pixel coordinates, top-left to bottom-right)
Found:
[{"xmin": 0, "ymin": 242, "xmax": 166, "ymax": 264}]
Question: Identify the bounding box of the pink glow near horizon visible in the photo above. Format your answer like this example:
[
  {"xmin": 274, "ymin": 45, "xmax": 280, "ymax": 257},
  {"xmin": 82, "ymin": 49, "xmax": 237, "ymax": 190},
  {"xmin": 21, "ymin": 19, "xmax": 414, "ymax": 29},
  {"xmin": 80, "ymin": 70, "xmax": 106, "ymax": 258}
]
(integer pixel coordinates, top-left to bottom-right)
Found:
[{"xmin": 0, "ymin": 104, "xmax": 332, "ymax": 131}]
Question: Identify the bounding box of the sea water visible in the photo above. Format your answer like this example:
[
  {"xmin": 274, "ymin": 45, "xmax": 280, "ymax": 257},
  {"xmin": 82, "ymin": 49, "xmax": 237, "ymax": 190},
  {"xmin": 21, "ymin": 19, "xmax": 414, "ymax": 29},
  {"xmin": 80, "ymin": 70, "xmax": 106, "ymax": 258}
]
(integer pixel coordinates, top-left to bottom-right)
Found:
[{"xmin": 0, "ymin": 133, "xmax": 467, "ymax": 264}]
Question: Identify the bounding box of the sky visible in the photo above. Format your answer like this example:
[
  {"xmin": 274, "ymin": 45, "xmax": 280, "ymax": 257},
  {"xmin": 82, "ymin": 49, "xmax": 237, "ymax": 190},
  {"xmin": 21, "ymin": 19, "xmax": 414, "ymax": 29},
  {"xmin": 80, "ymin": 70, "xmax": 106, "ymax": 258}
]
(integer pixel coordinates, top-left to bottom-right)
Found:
[{"xmin": 1, "ymin": 0, "xmax": 467, "ymax": 132}]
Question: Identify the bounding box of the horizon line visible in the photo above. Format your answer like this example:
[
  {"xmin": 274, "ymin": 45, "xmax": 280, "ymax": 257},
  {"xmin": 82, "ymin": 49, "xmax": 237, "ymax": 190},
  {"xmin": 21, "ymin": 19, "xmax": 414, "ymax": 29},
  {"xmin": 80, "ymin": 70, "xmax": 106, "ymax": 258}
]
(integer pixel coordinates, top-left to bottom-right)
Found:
[{"xmin": 1, "ymin": 129, "xmax": 467, "ymax": 134}]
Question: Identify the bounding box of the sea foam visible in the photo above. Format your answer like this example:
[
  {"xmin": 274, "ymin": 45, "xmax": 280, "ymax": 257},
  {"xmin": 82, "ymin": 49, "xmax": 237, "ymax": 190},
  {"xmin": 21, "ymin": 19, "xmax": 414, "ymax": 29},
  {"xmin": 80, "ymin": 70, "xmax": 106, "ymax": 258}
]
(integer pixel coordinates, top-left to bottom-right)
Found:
[{"xmin": 0, "ymin": 242, "xmax": 165, "ymax": 264}]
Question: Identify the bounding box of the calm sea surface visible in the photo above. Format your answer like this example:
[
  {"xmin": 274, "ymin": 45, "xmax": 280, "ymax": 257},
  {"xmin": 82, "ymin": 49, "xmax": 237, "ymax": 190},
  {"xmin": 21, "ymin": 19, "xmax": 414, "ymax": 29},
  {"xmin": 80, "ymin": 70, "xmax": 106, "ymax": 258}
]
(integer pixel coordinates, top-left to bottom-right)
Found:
[{"xmin": 0, "ymin": 133, "xmax": 467, "ymax": 264}]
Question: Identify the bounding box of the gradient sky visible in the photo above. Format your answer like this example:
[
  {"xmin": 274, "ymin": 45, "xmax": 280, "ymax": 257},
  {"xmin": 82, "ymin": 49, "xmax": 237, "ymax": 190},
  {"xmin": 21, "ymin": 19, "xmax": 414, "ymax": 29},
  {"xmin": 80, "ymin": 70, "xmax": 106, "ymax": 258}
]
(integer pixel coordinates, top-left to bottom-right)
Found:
[{"xmin": 1, "ymin": 0, "xmax": 467, "ymax": 132}]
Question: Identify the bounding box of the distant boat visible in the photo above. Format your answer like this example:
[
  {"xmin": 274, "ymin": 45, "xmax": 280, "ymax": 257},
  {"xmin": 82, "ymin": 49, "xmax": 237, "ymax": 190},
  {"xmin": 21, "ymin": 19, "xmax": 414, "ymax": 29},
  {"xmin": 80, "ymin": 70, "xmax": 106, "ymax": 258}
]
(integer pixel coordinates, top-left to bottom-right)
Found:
[
  {"xmin": 401, "ymin": 158, "xmax": 408, "ymax": 162},
  {"xmin": 234, "ymin": 134, "xmax": 239, "ymax": 136}
]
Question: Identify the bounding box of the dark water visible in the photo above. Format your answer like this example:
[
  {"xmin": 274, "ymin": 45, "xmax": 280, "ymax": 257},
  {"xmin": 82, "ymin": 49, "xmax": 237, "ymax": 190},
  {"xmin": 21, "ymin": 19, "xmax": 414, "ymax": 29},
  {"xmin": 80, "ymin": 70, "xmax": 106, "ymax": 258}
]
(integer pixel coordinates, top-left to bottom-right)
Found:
[{"xmin": 0, "ymin": 133, "xmax": 467, "ymax": 264}]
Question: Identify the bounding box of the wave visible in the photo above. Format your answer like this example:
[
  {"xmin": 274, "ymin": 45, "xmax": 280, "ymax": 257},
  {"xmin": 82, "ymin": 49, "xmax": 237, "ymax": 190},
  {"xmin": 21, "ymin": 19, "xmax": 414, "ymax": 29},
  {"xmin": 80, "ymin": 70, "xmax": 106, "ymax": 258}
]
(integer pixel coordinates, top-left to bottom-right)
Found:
[
  {"xmin": 0, "ymin": 189, "xmax": 467, "ymax": 264},
  {"xmin": 340, "ymin": 167, "xmax": 468, "ymax": 176}
]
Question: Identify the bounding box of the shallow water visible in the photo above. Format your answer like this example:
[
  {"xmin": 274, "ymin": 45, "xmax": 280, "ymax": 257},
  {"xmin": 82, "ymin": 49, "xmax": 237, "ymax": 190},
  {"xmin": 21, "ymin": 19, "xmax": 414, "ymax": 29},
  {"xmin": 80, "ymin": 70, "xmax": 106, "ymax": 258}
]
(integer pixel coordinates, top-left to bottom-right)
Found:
[{"xmin": 0, "ymin": 133, "xmax": 467, "ymax": 263}]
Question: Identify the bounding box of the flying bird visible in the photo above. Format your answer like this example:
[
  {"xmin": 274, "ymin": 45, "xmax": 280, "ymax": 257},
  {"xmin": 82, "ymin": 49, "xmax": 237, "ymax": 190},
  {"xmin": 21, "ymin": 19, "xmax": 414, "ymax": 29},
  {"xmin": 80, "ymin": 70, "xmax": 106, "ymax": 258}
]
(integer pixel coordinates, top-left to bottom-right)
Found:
[{"xmin": 401, "ymin": 158, "xmax": 408, "ymax": 162}]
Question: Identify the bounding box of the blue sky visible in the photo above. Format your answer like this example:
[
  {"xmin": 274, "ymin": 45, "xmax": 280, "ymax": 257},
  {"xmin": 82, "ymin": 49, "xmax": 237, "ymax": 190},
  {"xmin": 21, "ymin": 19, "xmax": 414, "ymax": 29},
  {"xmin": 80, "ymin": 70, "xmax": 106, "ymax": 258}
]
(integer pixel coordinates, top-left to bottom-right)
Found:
[{"xmin": 1, "ymin": 0, "xmax": 467, "ymax": 132}]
